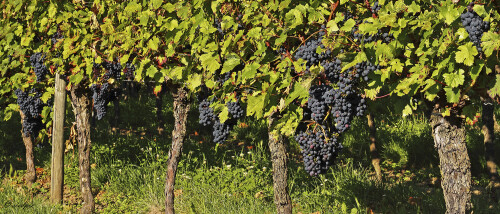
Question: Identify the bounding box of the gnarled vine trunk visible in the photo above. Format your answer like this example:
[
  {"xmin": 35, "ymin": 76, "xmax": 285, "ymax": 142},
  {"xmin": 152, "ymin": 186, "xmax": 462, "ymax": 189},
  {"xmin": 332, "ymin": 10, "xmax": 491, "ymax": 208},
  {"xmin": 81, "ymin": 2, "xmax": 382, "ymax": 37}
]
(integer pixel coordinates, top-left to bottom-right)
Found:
[
  {"xmin": 165, "ymin": 86, "xmax": 190, "ymax": 214},
  {"xmin": 367, "ymin": 113, "xmax": 382, "ymax": 181},
  {"xmin": 70, "ymin": 83, "xmax": 95, "ymax": 214},
  {"xmin": 268, "ymin": 116, "xmax": 292, "ymax": 214},
  {"xmin": 20, "ymin": 111, "xmax": 36, "ymax": 186},
  {"xmin": 430, "ymin": 111, "xmax": 471, "ymax": 213}
]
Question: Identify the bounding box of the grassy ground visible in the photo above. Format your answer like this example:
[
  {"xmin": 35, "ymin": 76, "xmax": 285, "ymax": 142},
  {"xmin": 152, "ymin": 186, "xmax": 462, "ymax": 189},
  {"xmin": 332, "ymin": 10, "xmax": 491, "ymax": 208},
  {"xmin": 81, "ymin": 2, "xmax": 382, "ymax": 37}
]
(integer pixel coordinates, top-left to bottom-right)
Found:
[{"xmin": 0, "ymin": 91, "xmax": 499, "ymax": 213}]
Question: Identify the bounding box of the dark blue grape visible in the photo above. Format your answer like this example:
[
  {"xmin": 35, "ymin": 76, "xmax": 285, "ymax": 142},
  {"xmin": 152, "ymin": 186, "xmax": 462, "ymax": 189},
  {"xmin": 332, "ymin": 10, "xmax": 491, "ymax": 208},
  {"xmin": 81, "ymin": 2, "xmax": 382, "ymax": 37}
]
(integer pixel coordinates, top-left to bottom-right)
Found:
[
  {"xmin": 51, "ymin": 31, "xmax": 64, "ymax": 46},
  {"xmin": 227, "ymin": 101, "xmax": 245, "ymax": 119},
  {"xmin": 198, "ymin": 98, "xmax": 216, "ymax": 126},
  {"xmin": 30, "ymin": 53, "xmax": 49, "ymax": 82},
  {"xmin": 15, "ymin": 89, "xmax": 45, "ymax": 136},
  {"xmin": 460, "ymin": 6, "xmax": 489, "ymax": 52},
  {"xmin": 295, "ymin": 128, "xmax": 342, "ymax": 176},
  {"xmin": 91, "ymin": 83, "xmax": 116, "ymax": 120},
  {"xmin": 102, "ymin": 58, "xmax": 122, "ymax": 80}
]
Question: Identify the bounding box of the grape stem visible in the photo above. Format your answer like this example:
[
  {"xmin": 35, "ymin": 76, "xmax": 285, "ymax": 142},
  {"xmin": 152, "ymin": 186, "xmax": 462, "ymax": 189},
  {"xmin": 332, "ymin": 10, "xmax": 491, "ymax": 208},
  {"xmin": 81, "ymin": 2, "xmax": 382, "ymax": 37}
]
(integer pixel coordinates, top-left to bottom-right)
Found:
[{"xmin": 327, "ymin": 0, "xmax": 340, "ymax": 22}]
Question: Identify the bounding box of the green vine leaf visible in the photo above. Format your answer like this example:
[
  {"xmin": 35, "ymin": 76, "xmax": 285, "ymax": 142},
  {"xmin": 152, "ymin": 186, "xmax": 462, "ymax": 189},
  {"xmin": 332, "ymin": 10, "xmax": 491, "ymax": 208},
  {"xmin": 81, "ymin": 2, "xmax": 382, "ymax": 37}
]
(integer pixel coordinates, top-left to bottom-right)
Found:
[
  {"xmin": 247, "ymin": 93, "xmax": 266, "ymax": 119},
  {"xmin": 482, "ymin": 32, "xmax": 500, "ymax": 57},
  {"xmin": 455, "ymin": 43, "xmax": 478, "ymax": 66},
  {"xmin": 443, "ymin": 69, "xmax": 465, "ymax": 88},
  {"xmin": 489, "ymin": 75, "xmax": 500, "ymax": 98},
  {"xmin": 444, "ymin": 87, "xmax": 461, "ymax": 103}
]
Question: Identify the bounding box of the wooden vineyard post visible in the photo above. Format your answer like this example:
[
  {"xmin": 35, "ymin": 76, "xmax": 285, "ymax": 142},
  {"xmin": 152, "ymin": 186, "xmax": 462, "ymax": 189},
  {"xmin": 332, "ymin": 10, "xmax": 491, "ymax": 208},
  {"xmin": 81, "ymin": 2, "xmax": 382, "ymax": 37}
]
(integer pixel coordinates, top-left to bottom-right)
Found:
[{"xmin": 51, "ymin": 72, "xmax": 67, "ymax": 204}]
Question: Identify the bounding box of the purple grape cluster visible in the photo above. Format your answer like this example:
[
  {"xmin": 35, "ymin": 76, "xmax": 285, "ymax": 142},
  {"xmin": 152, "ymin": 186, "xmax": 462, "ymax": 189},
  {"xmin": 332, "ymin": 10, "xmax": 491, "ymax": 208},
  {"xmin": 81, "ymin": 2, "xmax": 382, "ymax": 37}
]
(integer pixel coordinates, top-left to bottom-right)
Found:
[
  {"xmin": 308, "ymin": 85, "xmax": 335, "ymax": 123},
  {"xmin": 460, "ymin": 8, "xmax": 490, "ymax": 52},
  {"xmin": 124, "ymin": 62, "xmax": 136, "ymax": 79},
  {"xmin": 353, "ymin": 61, "xmax": 379, "ymax": 82},
  {"xmin": 30, "ymin": 53, "xmax": 49, "ymax": 82},
  {"xmin": 343, "ymin": 12, "xmax": 354, "ymax": 22},
  {"xmin": 294, "ymin": 29, "xmax": 332, "ymax": 72},
  {"xmin": 214, "ymin": 18, "xmax": 224, "ymax": 36},
  {"xmin": 371, "ymin": 1, "xmax": 381, "ymax": 13},
  {"xmin": 197, "ymin": 96, "xmax": 246, "ymax": 144},
  {"xmin": 197, "ymin": 98, "xmax": 232, "ymax": 144},
  {"xmin": 292, "ymin": 27, "xmax": 376, "ymax": 176},
  {"xmin": 15, "ymin": 89, "xmax": 45, "ymax": 136},
  {"xmin": 198, "ymin": 98, "xmax": 216, "ymax": 126},
  {"xmin": 91, "ymin": 83, "xmax": 118, "ymax": 120},
  {"xmin": 227, "ymin": 101, "xmax": 245, "ymax": 119},
  {"xmin": 212, "ymin": 120, "xmax": 234, "ymax": 144},
  {"xmin": 51, "ymin": 31, "xmax": 64, "ymax": 46},
  {"xmin": 330, "ymin": 93, "xmax": 366, "ymax": 133},
  {"xmin": 102, "ymin": 58, "xmax": 123, "ymax": 80},
  {"xmin": 352, "ymin": 27, "xmax": 392, "ymax": 44},
  {"xmin": 198, "ymin": 88, "xmax": 246, "ymax": 143},
  {"xmin": 295, "ymin": 128, "xmax": 342, "ymax": 176}
]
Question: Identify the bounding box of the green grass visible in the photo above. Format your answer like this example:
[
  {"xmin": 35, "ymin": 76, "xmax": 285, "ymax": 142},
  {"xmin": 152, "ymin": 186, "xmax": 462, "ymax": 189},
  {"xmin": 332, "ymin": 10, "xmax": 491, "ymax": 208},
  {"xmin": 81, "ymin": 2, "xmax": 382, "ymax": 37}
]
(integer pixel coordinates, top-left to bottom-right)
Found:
[
  {"xmin": 0, "ymin": 180, "xmax": 62, "ymax": 214},
  {"xmin": 1, "ymin": 89, "xmax": 499, "ymax": 213}
]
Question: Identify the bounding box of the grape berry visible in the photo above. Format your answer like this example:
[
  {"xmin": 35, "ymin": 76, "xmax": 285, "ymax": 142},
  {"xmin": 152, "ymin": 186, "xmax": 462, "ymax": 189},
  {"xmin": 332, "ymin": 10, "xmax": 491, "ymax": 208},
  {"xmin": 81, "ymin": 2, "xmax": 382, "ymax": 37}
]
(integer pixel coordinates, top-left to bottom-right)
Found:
[
  {"xmin": 15, "ymin": 89, "xmax": 45, "ymax": 136},
  {"xmin": 30, "ymin": 53, "xmax": 49, "ymax": 82},
  {"xmin": 460, "ymin": 6, "xmax": 490, "ymax": 52}
]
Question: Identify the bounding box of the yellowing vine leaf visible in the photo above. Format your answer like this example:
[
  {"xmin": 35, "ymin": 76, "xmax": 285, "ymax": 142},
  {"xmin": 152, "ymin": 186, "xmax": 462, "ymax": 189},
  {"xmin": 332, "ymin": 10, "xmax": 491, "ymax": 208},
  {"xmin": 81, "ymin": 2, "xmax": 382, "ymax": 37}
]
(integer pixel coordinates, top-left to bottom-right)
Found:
[{"xmin": 455, "ymin": 43, "xmax": 478, "ymax": 66}]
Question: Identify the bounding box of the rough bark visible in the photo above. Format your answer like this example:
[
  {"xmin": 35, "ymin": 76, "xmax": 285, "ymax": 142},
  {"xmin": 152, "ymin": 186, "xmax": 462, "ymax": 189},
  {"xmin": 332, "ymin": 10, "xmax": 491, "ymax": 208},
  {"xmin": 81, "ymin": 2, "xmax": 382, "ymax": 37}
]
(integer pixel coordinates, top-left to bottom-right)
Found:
[
  {"xmin": 165, "ymin": 86, "xmax": 190, "ymax": 214},
  {"xmin": 268, "ymin": 116, "xmax": 292, "ymax": 214},
  {"xmin": 367, "ymin": 113, "xmax": 382, "ymax": 181},
  {"xmin": 70, "ymin": 83, "xmax": 95, "ymax": 214},
  {"xmin": 481, "ymin": 100, "xmax": 498, "ymax": 182},
  {"xmin": 430, "ymin": 110, "xmax": 471, "ymax": 214},
  {"xmin": 51, "ymin": 73, "xmax": 67, "ymax": 204},
  {"xmin": 20, "ymin": 111, "xmax": 36, "ymax": 186}
]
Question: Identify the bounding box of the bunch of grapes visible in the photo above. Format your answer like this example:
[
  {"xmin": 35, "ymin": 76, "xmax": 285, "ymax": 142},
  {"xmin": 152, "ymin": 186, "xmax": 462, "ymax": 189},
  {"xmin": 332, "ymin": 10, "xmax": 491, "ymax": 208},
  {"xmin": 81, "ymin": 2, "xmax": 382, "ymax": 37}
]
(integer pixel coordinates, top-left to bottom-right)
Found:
[
  {"xmin": 198, "ymin": 95, "xmax": 246, "ymax": 144},
  {"xmin": 214, "ymin": 18, "xmax": 224, "ymax": 36},
  {"xmin": 352, "ymin": 27, "xmax": 392, "ymax": 44},
  {"xmin": 51, "ymin": 31, "xmax": 64, "ymax": 45},
  {"xmin": 30, "ymin": 53, "xmax": 49, "ymax": 82},
  {"xmin": 15, "ymin": 89, "xmax": 45, "ymax": 136},
  {"xmin": 353, "ymin": 61, "xmax": 379, "ymax": 82},
  {"xmin": 295, "ymin": 128, "xmax": 342, "ymax": 176},
  {"xmin": 343, "ymin": 12, "xmax": 354, "ymax": 22},
  {"xmin": 90, "ymin": 58, "xmax": 123, "ymax": 120},
  {"xmin": 293, "ymin": 26, "xmax": 377, "ymax": 176},
  {"xmin": 294, "ymin": 29, "xmax": 332, "ymax": 72},
  {"xmin": 330, "ymin": 93, "xmax": 366, "ymax": 133},
  {"xmin": 323, "ymin": 58, "xmax": 342, "ymax": 82},
  {"xmin": 91, "ymin": 83, "xmax": 119, "ymax": 120},
  {"xmin": 307, "ymin": 85, "xmax": 334, "ymax": 123},
  {"xmin": 227, "ymin": 101, "xmax": 245, "ymax": 119},
  {"xmin": 212, "ymin": 120, "xmax": 234, "ymax": 144},
  {"xmin": 198, "ymin": 98, "xmax": 217, "ymax": 126},
  {"xmin": 102, "ymin": 58, "xmax": 123, "ymax": 80},
  {"xmin": 371, "ymin": 1, "xmax": 381, "ymax": 13},
  {"xmin": 460, "ymin": 6, "xmax": 490, "ymax": 52},
  {"xmin": 197, "ymin": 94, "xmax": 246, "ymax": 143},
  {"xmin": 124, "ymin": 62, "xmax": 136, "ymax": 79}
]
